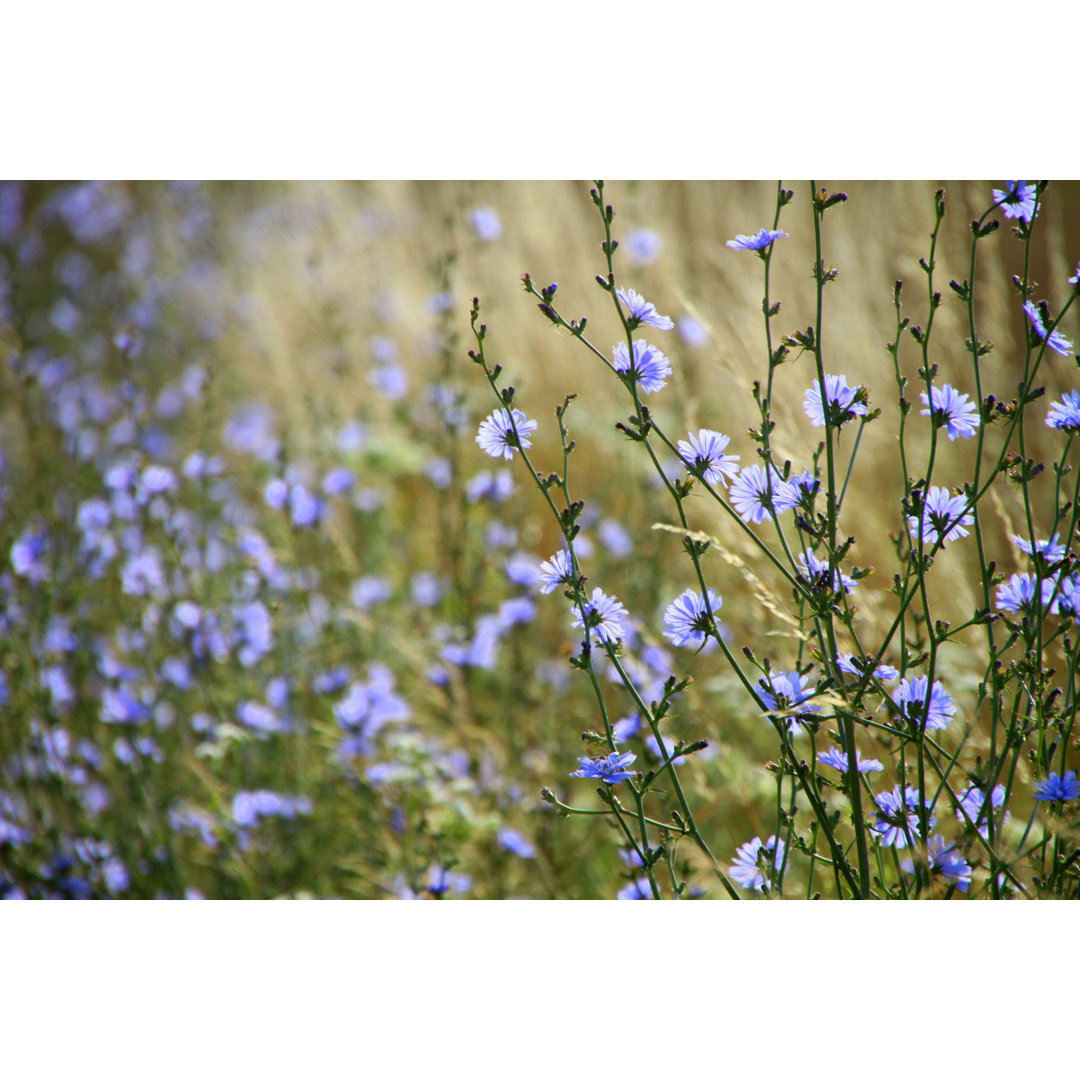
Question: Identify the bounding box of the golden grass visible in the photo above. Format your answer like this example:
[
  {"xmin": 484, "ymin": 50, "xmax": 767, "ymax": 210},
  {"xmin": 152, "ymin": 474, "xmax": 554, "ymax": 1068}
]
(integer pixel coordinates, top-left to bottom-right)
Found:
[{"xmin": 187, "ymin": 180, "xmax": 1078, "ymax": 656}]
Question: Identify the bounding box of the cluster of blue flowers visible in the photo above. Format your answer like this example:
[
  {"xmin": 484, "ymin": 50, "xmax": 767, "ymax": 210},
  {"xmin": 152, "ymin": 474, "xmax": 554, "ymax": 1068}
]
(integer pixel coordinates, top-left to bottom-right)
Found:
[{"xmin": 472, "ymin": 181, "xmax": 1080, "ymax": 900}]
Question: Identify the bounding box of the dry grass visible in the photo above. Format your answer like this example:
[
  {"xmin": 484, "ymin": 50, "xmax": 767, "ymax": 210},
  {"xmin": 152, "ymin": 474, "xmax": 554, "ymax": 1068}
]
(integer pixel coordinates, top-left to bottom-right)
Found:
[{"xmin": 177, "ymin": 180, "xmax": 1078, "ymax": 654}]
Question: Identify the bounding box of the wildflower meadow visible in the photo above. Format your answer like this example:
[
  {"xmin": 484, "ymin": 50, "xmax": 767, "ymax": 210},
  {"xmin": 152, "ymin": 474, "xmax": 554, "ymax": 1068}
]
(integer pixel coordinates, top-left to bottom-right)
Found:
[{"xmin": 2, "ymin": 178, "xmax": 1079, "ymax": 903}]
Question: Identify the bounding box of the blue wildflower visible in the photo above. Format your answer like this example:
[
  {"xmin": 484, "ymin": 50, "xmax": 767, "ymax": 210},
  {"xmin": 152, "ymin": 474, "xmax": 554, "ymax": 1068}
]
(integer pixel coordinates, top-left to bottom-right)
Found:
[
  {"xmin": 729, "ymin": 835, "xmax": 785, "ymax": 892},
  {"xmin": 956, "ymin": 784, "xmax": 1008, "ymax": 839},
  {"xmin": 538, "ymin": 550, "xmax": 574, "ymax": 595},
  {"xmin": 803, "ymin": 374, "xmax": 867, "ymax": 428},
  {"xmin": 1012, "ymin": 533, "xmax": 1066, "ymax": 565},
  {"xmin": 872, "ymin": 785, "xmax": 935, "ymax": 848},
  {"xmin": 817, "ymin": 746, "xmax": 883, "ymax": 773},
  {"xmin": 907, "ymin": 486, "xmax": 973, "ymax": 547},
  {"xmin": 676, "ymin": 429, "xmax": 740, "ymax": 487},
  {"xmin": 992, "ymin": 181, "xmax": 1037, "ymax": 223},
  {"xmin": 893, "ymin": 675, "xmax": 955, "ymax": 732},
  {"xmin": 920, "ymin": 384, "xmax": 979, "ymax": 441},
  {"xmin": 726, "ymin": 228, "xmax": 788, "ymax": 253},
  {"xmin": 611, "ymin": 339, "xmax": 672, "ymax": 394},
  {"xmin": 901, "ymin": 834, "xmax": 972, "ymax": 891},
  {"xmin": 616, "ymin": 287, "xmax": 674, "ymax": 331},
  {"xmin": 757, "ymin": 670, "xmax": 818, "ymax": 717},
  {"xmin": 1023, "ymin": 300, "xmax": 1074, "ymax": 357},
  {"xmin": 570, "ymin": 750, "xmax": 637, "ymax": 784},
  {"xmin": 1033, "ymin": 770, "xmax": 1080, "ymax": 802},
  {"xmin": 476, "ymin": 407, "xmax": 538, "ymax": 461},
  {"xmin": 729, "ymin": 464, "xmax": 800, "ymax": 524},
  {"xmin": 797, "ymin": 550, "xmax": 856, "ymax": 594},
  {"xmin": 569, "ymin": 587, "xmax": 627, "ymax": 644},
  {"xmin": 1045, "ymin": 391, "xmax": 1080, "ymax": 432},
  {"xmin": 995, "ymin": 572, "xmax": 1061, "ymax": 615},
  {"xmin": 836, "ymin": 653, "xmax": 898, "ymax": 681},
  {"xmin": 662, "ymin": 588, "xmax": 722, "ymax": 648}
]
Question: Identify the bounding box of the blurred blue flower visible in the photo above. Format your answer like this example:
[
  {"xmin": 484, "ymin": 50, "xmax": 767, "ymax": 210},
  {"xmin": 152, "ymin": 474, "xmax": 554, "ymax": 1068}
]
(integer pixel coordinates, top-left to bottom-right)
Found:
[
  {"xmin": 101, "ymin": 686, "xmax": 150, "ymax": 725},
  {"xmin": 920, "ymin": 384, "xmax": 979, "ymax": 440},
  {"xmin": 467, "ymin": 205, "xmax": 501, "ymax": 242},
  {"xmin": 497, "ymin": 597, "xmax": 536, "ymax": 628},
  {"xmin": 503, "ymin": 553, "xmax": 541, "ymax": 589},
  {"xmin": 598, "ymin": 518, "xmax": 632, "ymax": 557},
  {"xmin": 497, "ymin": 829, "xmax": 536, "ymax": 858},
  {"xmin": 11, "ymin": 524, "xmax": 50, "ymax": 583},
  {"xmin": 676, "ymin": 429, "xmax": 740, "ymax": 488},
  {"xmin": 235, "ymin": 701, "xmax": 287, "ymax": 735},
  {"xmin": 223, "ymin": 402, "xmax": 279, "ymax": 462},
  {"xmin": 611, "ymin": 340, "xmax": 671, "ymax": 394},
  {"xmin": 617, "ymin": 878, "xmax": 652, "ymax": 899},
  {"xmin": 677, "ymin": 314, "xmax": 708, "ymax": 349},
  {"xmin": 321, "ymin": 466, "xmax": 355, "ymax": 497},
  {"xmin": 351, "ymin": 575, "xmax": 392, "ymax": 612},
  {"xmin": 624, "ymin": 229, "xmax": 662, "ymax": 265},
  {"xmin": 616, "ymin": 287, "xmax": 673, "ymax": 330},
  {"xmin": 369, "ymin": 363, "xmax": 408, "ymax": 400},
  {"xmin": 411, "ymin": 571, "xmax": 443, "ymax": 606},
  {"xmin": 475, "ymin": 408, "xmax": 538, "ymax": 461},
  {"xmin": 289, "ymin": 483, "xmax": 323, "ymax": 527},
  {"xmin": 426, "ymin": 865, "xmax": 471, "ymax": 897},
  {"xmin": 233, "ymin": 600, "xmax": 273, "ymax": 666},
  {"xmin": 992, "ymin": 181, "xmax": 1037, "ymax": 223},
  {"xmin": 612, "ymin": 712, "xmax": 643, "ymax": 742},
  {"xmin": 570, "ymin": 750, "xmax": 637, "ymax": 784},
  {"xmin": 1033, "ymin": 770, "xmax": 1080, "ymax": 802},
  {"xmin": 465, "ymin": 468, "xmax": 515, "ymax": 504}
]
